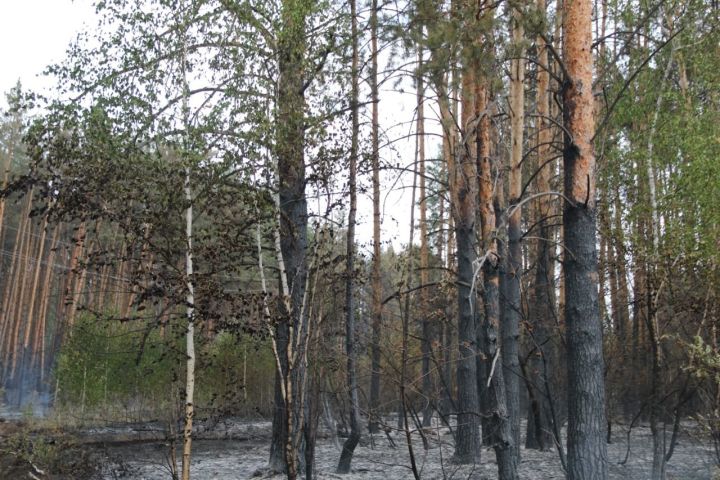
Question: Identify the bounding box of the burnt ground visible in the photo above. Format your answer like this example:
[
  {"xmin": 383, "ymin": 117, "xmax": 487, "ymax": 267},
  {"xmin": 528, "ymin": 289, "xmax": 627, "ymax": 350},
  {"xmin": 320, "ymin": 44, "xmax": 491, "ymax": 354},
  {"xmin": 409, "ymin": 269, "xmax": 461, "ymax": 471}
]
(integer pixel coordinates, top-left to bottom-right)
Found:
[
  {"xmin": 94, "ymin": 419, "xmax": 717, "ymax": 479},
  {"xmin": 0, "ymin": 418, "xmax": 103, "ymax": 479}
]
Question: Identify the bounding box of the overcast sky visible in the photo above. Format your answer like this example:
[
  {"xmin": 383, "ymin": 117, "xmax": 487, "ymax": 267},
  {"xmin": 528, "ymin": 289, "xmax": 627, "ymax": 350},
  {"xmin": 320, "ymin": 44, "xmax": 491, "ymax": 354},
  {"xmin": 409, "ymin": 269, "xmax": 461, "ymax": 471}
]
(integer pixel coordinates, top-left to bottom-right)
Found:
[{"xmin": 0, "ymin": 1, "xmax": 95, "ymax": 103}]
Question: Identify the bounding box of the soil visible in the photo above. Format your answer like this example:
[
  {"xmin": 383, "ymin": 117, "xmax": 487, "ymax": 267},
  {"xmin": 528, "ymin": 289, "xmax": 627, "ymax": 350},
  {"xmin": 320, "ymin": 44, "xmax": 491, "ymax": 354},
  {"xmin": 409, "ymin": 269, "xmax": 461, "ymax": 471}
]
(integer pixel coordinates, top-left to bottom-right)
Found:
[{"xmin": 93, "ymin": 419, "xmax": 717, "ymax": 479}]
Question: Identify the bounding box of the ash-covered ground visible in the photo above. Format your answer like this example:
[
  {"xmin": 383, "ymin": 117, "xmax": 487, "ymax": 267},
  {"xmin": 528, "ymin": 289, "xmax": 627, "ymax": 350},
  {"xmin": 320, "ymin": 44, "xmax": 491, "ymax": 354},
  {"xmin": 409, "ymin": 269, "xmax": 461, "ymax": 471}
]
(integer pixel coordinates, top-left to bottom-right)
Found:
[{"xmin": 100, "ymin": 419, "xmax": 717, "ymax": 479}]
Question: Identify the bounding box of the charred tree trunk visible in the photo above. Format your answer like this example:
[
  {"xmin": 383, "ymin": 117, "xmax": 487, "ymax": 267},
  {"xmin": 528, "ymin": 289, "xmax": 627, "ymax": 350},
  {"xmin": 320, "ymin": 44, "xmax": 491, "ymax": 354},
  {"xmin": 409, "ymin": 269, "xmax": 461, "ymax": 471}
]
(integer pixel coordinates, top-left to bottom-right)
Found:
[
  {"xmin": 269, "ymin": 2, "xmax": 310, "ymax": 478},
  {"xmin": 337, "ymin": 0, "xmax": 361, "ymax": 471},
  {"xmin": 526, "ymin": 0, "xmax": 557, "ymax": 450},
  {"xmin": 449, "ymin": 61, "xmax": 481, "ymax": 463},
  {"xmin": 435, "ymin": 71, "xmax": 457, "ymax": 421},
  {"xmin": 504, "ymin": 3, "xmax": 525, "ymax": 463},
  {"xmin": 562, "ymin": 0, "xmax": 608, "ymax": 473},
  {"xmin": 476, "ymin": 75, "xmax": 518, "ymax": 479}
]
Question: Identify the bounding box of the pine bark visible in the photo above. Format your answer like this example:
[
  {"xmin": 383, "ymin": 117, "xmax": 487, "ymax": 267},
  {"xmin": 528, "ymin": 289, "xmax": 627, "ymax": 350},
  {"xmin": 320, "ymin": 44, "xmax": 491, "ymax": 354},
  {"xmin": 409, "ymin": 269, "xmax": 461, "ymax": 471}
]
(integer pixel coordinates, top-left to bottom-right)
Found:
[
  {"xmin": 0, "ymin": 194, "xmax": 27, "ymax": 379},
  {"xmin": 526, "ymin": 0, "xmax": 556, "ymax": 450},
  {"xmin": 504, "ymin": 3, "xmax": 525, "ymax": 462},
  {"xmin": 450, "ymin": 64, "xmax": 481, "ymax": 464},
  {"xmin": 476, "ymin": 75, "xmax": 518, "ymax": 479},
  {"xmin": 562, "ymin": 0, "xmax": 609, "ymax": 473}
]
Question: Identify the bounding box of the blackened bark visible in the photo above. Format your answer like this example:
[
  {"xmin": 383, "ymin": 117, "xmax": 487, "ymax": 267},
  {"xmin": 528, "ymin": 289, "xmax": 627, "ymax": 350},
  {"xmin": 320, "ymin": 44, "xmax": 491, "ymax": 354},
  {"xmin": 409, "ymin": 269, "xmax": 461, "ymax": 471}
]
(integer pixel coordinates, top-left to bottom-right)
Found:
[
  {"xmin": 270, "ymin": 1, "xmax": 309, "ymax": 476},
  {"xmin": 270, "ymin": 321, "xmax": 290, "ymax": 472},
  {"xmin": 526, "ymin": 0, "xmax": 557, "ymax": 448},
  {"xmin": 647, "ymin": 287, "xmax": 666, "ymax": 480},
  {"xmin": 454, "ymin": 220, "xmax": 481, "ymax": 462},
  {"xmin": 562, "ymin": 0, "xmax": 608, "ymax": 473},
  {"xmin": 525, "ymin": 219, "xmax": 556, "ymax": 451},
  {"xmin": 505, "ymin": 2, "xmax": 525, "ymax": 462},
  {"xmin": 337, "ymin": 0, "xmax": 361, "ymax": 470},
  {"xmin": 504, "ymin": 202, "xmax": 522, "ymax": 462},
  {"xmin": 477, "ymin": 304, "xmax": 492, "ymax": 447},
  {"xmin": 451, "ymin": 54, "xmax": 481, "ymax": 465},
  {"xmin": 563, "ymin": 204, "xmax": 607, "ymax": 480},
  {"xmin": 483, "ymin": 260, "xmax": 519, "ymax": 480}
]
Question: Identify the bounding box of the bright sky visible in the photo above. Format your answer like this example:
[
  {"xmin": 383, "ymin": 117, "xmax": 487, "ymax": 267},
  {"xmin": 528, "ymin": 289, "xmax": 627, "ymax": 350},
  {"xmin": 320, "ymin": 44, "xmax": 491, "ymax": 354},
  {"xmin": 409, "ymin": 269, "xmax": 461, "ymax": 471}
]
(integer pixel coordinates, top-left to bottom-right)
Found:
[{"xmin": 0, "ymin": 0, "xmax": 95, "ymax": 105}]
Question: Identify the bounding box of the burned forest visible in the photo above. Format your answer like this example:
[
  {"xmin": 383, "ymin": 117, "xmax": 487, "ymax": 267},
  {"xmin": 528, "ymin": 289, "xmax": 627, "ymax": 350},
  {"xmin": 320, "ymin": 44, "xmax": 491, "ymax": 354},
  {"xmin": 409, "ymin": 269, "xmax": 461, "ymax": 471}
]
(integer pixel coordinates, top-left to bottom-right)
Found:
[{"xmin": 0, "ymin": 0, "xmax": 719, "ymax": 479}]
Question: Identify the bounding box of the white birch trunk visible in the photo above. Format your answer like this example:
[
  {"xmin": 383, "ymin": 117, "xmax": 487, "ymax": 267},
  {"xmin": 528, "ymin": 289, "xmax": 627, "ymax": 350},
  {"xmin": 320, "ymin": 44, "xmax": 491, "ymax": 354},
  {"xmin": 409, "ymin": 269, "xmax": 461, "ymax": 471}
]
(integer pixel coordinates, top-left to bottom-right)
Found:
[
  {"xmin": 182, "ymin": 166, "xmax": 195, "ymax": 480},
  {"xmin": 180, "ymin": 6, "xmax": 195, "ymax": 477}
]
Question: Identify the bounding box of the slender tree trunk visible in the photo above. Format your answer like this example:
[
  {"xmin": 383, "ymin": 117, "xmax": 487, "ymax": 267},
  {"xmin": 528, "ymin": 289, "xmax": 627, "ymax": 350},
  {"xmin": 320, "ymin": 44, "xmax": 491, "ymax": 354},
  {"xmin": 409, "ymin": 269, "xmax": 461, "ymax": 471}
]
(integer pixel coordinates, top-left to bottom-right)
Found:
[
  {"xmin": 476, "ymin": 73, "xmax": 518, "ymax": 479},
  {"xmin": 36, "ymin": 223, "xmax": 61, "ymax": 383},
  {"xmin": 24, "ymin": 210, "xmax": 51, "ymax": 351},
  {"xmin": 611, "ymin": 199, "xmax": 632, "ymax": 419},
  {"xmin": 647, "ymin": 293, "xmax": 666, "ymax": 480},
  {"xmin": 65, "ymin": 221, "xmax": 88, "ymax": 329},
  {"xmin": 19, "ymin": 207, "xmax": 52, "ymax": 386},
  {"xmin": 436, "ymin": 75, "xmax": 457, "ymax": 419},
  {"xmin": 451, "ymin": 64, "xmax": 481, "ymax": 464},
  {"xmin": 368, "ymin": 0, "xmax": 383, "ymax": 436},
  {"xmin": 179, "ymin": 14, "xmax": 195, "ymax": 477},
  {"xmin": 504, "ymin": 3, "xmax": 525, "ymax": 463},
  {"xmin": 0, "ymin": 192, "xmax": 30, "ymax": 381},
  {"xmin": 645, "ymin": 41, "xmax": 677, "ymax": 480},
  {"xmin": 598, "ymin": 232, "xmax": 608, "ymax": 326},
  {"xmin": 181, "ymin": 167, "xmax": 195, "ymax": 480},
  {"xmin": 562, "ymin": 0, "xmax": 608, "ymax": 473},
  {"xmin": 4, "ymin": 193, "xmax": 34, "ymax": 383},
  {"xmin": 526, "ymin": 0, "xmax": 556, "ymax": 449},
  {"xmin": 337, "ymin": 0, "xmax": 361, "ymax": 471},
  {"xmin": 417, "ymin": 45, "xmax": 434, "ymax": 429},
  {"xmin": 400, "ymin": 140, "xmax": 421, "ymax": 480}
]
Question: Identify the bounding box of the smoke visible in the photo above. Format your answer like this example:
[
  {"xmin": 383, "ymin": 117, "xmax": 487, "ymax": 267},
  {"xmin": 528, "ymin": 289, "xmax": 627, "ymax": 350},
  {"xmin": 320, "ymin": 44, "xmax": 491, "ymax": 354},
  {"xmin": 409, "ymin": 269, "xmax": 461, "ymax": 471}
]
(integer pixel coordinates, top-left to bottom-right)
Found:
[{"xmin": 1, "ymin": 363, "xmax": 53, "ymax": 419}]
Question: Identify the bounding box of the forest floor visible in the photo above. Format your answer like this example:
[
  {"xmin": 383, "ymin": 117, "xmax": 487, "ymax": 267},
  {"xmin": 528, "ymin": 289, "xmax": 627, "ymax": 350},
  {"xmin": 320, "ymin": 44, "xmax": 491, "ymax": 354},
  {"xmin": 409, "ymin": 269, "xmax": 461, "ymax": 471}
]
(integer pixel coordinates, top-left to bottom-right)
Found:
[{"xmin": 90, "ymin": 418, "xmax": 718, "ymax": 480}]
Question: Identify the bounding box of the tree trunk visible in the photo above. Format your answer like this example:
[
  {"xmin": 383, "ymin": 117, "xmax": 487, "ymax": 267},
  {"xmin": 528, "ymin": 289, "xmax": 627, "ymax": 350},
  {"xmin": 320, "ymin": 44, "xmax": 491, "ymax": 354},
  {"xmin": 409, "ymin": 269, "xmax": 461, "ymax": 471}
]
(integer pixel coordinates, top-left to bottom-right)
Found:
[
  {"xmin": 417, "ymin": 45, "xmax": 435, "ymax": 429},
  {"xmin": 504, "ymin": 3, "xmax": 525, "ymax": 463},
  {"xmin": 436, "ymin": 76, "xmax": 457, "ymax": 420},
  {"xmin": 181, "ymin": 167, "xmax": 195, "ymax": 480},
  {"xmin": 64, "ymin": 221, "xmax": 88, "ymax": 330},
  {"xmin": 526, "ymin": 0, "xmax": 556, "ymax": 449},
  {"xmin": 36, "ymin": 223, "xmax": 61, "ymax": 383},
  {"xmin": 562, "ymin": 0, "xmax": 609, "ymax": 473},
  {"xmin": 476, "ymin": 74, "xmax": 518, "ymax": 479},
  {"xmin": 4, "ymin": 192, "xmax": 34, "ymax": 384},
  {"xmin": 179, "ymin": 16, "xmax": 196, "ymax": 477},
  {"xmin": 450, "ymin": 64, "xmax": 481, "ymax": 464},
  {"xmin": 368, "ymin": 0, "xmax": 383, "ymax": 436},
  {"xmin": 270, "ymin": 3, "xmax": 310, "ymax": 478},
  {"xmin": 337, "ymin": 0, "xmax": 361, "ymax": 471},
  {"xmin": 0, "ymin": 192, "xmax": 28, "ymax": 379}
]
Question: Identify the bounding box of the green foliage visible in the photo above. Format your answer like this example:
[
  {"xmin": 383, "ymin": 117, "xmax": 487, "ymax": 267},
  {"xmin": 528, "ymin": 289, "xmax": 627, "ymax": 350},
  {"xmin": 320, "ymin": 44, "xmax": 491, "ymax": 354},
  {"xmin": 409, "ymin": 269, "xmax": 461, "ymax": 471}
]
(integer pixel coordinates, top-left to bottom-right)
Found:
[
  {"xmin": 195, "ymin": 331, "xmax": 275, "ymax": 414},
  {"xmin": 686, "ymin": 336, "xmax": 720, "ymax": 383},
  {"xmin": 55, "ymin": 312, "xmax": 179, "ymax": 410},
  {"xmin": 54, "ymin": 313, "xmax": 277, "ymax": 416}
]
